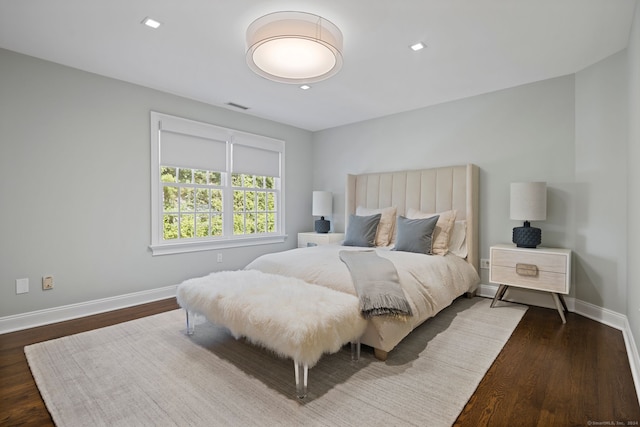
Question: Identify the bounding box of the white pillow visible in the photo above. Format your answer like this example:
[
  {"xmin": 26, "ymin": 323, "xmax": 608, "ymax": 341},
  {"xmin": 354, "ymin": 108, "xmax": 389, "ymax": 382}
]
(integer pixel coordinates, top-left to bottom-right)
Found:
[
  {"xmin": 356, "ymin": 206, "xmax": 397, "ymax": 247},
  {"xmin": 449, "ymin": 220, "xmax": 468, "ymax": 258},
  {"xmin": 406, "ymin": 209, "xmax": 457, "ymax": 255}
]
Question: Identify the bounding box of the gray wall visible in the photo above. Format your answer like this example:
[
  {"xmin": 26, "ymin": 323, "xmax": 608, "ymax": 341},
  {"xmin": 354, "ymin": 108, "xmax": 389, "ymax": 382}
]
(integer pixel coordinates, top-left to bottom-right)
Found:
[
  {"xmin": 0, "ymin": 48, "xmax": 313, "ymax": 317},
  {"xmin": 575, "ymin": 51, "xmax": 628, "ymax": 314},
  {"xmin": 312, "ymin": 76, "xmax": 577, "ymax": 292},
  {"xmin": 313, "ymin": 54, "xmax": 633, "ymax": 319},
  {"xmin": 627, "ymin": 2, "xmax": 640, "ymax": 360}
]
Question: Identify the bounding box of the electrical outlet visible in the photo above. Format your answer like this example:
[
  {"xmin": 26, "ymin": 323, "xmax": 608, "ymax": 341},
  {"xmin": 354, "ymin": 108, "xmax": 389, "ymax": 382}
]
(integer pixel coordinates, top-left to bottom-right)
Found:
[
  {"xmin": 42, "ymin": 275, "xmax": 54, "ymax": 290},
  {"xmin": 16, "ymin": 278, "xmax": 29, "ymax": 294},
  {"xmin": 217, "ymin": 253, "xmax": 223, "ymax": 263},
  {"xmin": 480, "ymin": 259, "xmax": 490, "ymax": 269}
]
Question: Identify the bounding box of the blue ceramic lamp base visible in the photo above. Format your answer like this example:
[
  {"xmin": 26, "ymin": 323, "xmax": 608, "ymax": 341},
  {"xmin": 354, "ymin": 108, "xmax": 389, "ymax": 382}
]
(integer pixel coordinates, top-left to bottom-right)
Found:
[
  {"xmin": 315, "ymin": 217, "xmax": 330, "ymax": 233},
  {"xmin": 512, "ymin": 221, "xmax": 541, "ymax": 248}
]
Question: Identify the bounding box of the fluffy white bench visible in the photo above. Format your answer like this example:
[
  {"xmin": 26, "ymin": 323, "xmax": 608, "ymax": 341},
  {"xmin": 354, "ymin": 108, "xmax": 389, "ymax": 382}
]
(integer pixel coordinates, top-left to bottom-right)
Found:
[{"xmin": 176, "ymin": 269, "xmax": 367, "ymax": 398}]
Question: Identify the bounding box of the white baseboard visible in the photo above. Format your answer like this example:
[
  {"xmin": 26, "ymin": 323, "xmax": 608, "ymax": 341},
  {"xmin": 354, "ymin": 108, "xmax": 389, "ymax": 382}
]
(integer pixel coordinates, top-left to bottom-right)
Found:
[
  {"xmin": 0, "ymin": 285, "xmax": 177, "ymax": 334},
  {"xmin": 623, "ymin": 317, "xmax": 640, "ymax": 407},
  {"xmin": 477, "ymin": 283, "xmax": 499, "ymax": 299},
  {"xmin": 479, "ymin": 283, "xmax": 640, "ymax": 405},
  {"xmin": 572, "ymin": 298, "xmax": 628, "ymax": 330}
]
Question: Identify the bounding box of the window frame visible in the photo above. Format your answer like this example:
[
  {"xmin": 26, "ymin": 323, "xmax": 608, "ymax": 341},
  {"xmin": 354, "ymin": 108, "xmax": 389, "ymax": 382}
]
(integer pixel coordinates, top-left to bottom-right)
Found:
[{"xmin": 149, "ymin": 112, "xmax": 286, "ymax": 256}]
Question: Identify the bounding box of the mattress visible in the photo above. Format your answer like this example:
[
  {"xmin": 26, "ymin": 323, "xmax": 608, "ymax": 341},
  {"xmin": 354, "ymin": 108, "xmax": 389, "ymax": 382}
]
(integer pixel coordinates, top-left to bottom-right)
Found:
[{"xmin": 245, "ymin": 244, "xmax": 480, "ymax": 352}]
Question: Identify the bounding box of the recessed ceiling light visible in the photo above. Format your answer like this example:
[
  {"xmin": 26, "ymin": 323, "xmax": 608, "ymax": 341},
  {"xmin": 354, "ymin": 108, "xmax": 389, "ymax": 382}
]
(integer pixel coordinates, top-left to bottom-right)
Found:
[
  {"xmin": 410, "ymin": 42, "xmax": 426, "ymax": 51},
  {"xmin": 142, "ymin": 17, "xmax": 162, "ymax": 29},
  {"xmin": 300, "ymin": 85, "xmax": 311, "ymax": 90}
]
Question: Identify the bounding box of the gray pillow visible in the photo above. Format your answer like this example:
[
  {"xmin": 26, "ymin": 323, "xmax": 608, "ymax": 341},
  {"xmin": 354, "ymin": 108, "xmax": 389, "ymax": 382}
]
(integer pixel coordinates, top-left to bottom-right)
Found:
[
  {"xmin": 343, "ymin": 214, "xmax": 382, "ymax": 247},
  {"xmin": 394, "ymin": 215, "xmax": 439, "ymax": 254}
]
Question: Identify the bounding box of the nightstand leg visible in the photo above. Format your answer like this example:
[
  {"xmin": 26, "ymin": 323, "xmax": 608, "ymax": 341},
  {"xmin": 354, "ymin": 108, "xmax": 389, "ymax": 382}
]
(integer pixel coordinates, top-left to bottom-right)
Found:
[
  {"xmin": 491, "ymin": 284, "xmax": 509, "ymax": 308},
  {"xmin": 558, "ymin": 293, "xmax": 568, "ymax": 312},
  {"xmin": 551, "ymin": 293, "xmax": 567, "ymax": 324}
]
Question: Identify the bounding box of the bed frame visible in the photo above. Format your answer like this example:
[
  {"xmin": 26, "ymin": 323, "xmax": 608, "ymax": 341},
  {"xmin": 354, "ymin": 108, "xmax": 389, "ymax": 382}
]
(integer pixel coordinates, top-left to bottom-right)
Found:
[{"xmin": 345, "ymin": 164, "xmax": 480, "ymax": 359}]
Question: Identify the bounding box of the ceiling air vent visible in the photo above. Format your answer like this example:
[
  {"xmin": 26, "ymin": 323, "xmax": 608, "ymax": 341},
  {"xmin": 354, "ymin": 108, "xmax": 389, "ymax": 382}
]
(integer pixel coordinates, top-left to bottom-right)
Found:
[{"xmin": 226, "ymin": 102, "xmax": 249, "ymax": 110}]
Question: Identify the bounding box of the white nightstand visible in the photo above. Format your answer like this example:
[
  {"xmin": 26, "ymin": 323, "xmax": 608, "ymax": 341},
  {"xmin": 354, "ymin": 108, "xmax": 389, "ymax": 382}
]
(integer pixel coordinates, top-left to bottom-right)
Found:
[
  {"xmin": 297, "ymin": 232, "xmax": 344, "ymax": 248},
  {"xmin": 489, "ymin": 244, "xmax": 571, "ymax": 323}
]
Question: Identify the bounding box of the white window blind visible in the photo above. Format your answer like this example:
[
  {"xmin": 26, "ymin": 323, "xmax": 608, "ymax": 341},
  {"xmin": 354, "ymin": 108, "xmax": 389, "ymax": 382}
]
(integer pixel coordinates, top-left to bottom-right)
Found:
[
  {"xmin": 160, "ymin": 131, "xmax": 227, "ymax": 171},
  {"xmin": 232, "ymin": 144, "xmax": 281, "ymax": 177}
]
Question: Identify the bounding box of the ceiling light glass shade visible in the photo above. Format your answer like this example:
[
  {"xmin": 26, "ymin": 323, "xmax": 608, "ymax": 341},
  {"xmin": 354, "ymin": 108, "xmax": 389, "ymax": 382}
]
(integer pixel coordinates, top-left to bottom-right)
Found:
[{"xmin": 246, "ymin": 11, "xmax": 343, "ymax": 84}]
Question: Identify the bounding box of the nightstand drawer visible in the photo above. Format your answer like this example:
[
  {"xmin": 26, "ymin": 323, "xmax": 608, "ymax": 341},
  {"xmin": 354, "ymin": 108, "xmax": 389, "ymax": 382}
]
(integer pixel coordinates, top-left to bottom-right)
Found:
[
  {"xmin": 489, "ymin": 245, "xmax": 571, "ymax": 294},
  {"xmin": 490, "ymin": 265, "xmax": 567, "ymax": 293},
  {"xmin": 491, "ymin": 250, "xmax": 567, "ymax": 274},
  {"xmin": 297, "ymin": 232, "xmax": 344, "ymax": 248}
]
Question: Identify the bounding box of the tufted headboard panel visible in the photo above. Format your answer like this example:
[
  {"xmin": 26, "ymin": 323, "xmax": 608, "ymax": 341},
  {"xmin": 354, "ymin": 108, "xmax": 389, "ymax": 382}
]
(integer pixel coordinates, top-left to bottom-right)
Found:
[{"xmin": 345, "ymin": 164, "xmax": 479, "ymax": 273}]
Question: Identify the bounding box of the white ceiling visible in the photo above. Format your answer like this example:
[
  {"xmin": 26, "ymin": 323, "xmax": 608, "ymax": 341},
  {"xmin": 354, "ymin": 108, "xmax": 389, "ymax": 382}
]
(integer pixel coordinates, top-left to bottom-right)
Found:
[{"xmin": 0, "ymin": 0, "xmax": 636, "ymax": 131}]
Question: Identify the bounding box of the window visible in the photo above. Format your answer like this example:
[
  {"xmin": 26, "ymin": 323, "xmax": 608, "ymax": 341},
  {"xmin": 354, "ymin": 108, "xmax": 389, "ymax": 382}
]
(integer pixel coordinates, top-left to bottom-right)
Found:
[
  {"xmin": 232, "ymin": 173, "xmax": 277, "ymax": 236},
  {"xmin": 150, "ymin": 112, "xmax": 285, "ymax": 255}
]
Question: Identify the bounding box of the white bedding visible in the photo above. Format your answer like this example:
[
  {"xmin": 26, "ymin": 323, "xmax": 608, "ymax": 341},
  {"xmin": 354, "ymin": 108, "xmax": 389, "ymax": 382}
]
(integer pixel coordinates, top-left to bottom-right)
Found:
[{"xmin": 245, "ymin": 244, "xmax": 480, "ymax": 353}]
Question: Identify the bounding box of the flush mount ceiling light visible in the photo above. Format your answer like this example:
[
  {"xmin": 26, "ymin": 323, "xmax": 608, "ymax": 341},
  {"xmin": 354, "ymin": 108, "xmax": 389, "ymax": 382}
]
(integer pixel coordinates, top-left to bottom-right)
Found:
[{"xmin": 246, "ymin": 11, "xmax": 343, "ymax": 84}]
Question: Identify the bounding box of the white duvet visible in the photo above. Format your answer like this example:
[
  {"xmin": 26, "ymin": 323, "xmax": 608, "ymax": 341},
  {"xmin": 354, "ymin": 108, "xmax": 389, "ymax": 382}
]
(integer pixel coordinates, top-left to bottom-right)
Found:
[{"xmin": 245, "ymin": 244, "xmax": 480, "ymax": 353}]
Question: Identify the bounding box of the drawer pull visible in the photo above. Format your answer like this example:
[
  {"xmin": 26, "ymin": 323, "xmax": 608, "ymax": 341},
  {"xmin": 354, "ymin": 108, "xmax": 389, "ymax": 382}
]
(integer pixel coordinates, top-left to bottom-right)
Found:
[{"xmin": 516, "ymin": 263, "xmax": 538, "ymax": 277}]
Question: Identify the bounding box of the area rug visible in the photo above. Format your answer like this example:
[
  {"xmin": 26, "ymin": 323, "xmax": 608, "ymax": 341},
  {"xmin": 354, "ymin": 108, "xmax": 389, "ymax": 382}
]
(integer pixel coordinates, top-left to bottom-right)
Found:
[{"xmin": 25, "ymin": 297, "xmax": 527, "ymax": 427}]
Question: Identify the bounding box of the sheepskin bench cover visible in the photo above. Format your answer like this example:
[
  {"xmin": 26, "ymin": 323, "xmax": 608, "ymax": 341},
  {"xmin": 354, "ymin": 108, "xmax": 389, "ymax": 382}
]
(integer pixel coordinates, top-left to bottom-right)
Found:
[{"xmin": 176, "ymin": 269, "xmax": 367, "ymax": 398}]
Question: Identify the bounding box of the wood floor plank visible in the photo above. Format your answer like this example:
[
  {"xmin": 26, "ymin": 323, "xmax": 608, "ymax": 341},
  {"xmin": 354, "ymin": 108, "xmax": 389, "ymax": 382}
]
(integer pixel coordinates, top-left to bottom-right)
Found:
[
  {"xmin": 1, "ymin": 298, "xmax": 638, "ymax": 426},
  {"xmin": 455, "ymin": 306, "xmax": 640, "ymax": 426}
]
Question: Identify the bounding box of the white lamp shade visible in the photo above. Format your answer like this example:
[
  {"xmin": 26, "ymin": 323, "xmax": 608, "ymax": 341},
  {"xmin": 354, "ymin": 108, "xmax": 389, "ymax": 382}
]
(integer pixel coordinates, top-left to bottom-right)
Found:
[
  {"xmin": 246, "ymin": 11, "xmax": 343, "ymax": 84},
  {"xmin": 510, "ymin": 182, "xmax": 547, "ymax": 221},
  {"xmin": 312, "ymin": 191, "xmax": 332, "ymax": 217}
]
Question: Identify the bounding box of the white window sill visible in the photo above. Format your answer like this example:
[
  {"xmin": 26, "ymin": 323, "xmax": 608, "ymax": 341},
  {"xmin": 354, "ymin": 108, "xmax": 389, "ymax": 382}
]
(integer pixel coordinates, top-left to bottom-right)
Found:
[{"xmin": 149, "ymin": 235, "xmax": 288, "ymax": 256}]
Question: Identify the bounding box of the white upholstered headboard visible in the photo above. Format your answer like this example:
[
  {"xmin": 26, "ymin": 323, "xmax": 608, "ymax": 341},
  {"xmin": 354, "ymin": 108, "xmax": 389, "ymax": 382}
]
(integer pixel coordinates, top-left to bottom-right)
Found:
[{"xmin": 345, "ymin": 164, "xmax": 479, "ymax": 273}]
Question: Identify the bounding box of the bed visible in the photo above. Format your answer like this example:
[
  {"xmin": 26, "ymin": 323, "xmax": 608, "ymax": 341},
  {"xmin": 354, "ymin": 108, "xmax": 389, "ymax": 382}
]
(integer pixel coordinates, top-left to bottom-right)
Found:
[{"xmin": 246, "ymin": 164, "xmax": 480, "ymax": 360}]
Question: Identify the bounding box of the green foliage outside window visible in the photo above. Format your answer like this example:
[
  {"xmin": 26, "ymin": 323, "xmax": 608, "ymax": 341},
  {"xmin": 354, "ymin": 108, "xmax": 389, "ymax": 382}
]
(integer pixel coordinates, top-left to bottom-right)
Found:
[
  {"xmin": 162, "ymin": 167, "xmax": 223, "ymax": 240},
  {"xmin": 161, "ymin": 168, "xmax": 277, "ymax": 240},
  {"xmin": 232, "ymin": 173, "xmax": 277, "ymax": 235}
]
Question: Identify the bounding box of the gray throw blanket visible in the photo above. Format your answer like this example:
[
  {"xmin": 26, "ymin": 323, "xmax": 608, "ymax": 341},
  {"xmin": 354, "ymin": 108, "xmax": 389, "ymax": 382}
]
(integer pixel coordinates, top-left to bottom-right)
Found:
[{"xmin": 339, "ymin": 250, "xmax": 413, "ymax": 319}]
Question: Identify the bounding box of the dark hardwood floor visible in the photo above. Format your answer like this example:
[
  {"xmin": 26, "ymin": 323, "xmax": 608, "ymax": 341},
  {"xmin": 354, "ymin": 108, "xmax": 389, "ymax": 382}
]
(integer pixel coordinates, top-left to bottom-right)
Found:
[
  {"xmin": 1, "ymin": 298, "xmax": 638, "ymax": 426},
  {"xmin": 456, "ymin": 305, "xmax": 640, "ymax": 426}
]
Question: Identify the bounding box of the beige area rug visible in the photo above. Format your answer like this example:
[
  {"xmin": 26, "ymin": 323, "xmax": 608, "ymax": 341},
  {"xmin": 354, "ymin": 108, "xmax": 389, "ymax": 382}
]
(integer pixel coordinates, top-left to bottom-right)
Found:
[{"xmin": 25, "ymin": 297, "xmax": 527, "ymax": 427}]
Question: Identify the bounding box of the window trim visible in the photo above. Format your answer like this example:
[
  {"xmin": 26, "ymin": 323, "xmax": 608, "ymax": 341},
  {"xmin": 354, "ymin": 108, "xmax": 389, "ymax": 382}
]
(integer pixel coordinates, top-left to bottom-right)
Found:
[{"xmin": 149, "ymin": 112, "xmax": 286, "ymax": 256}]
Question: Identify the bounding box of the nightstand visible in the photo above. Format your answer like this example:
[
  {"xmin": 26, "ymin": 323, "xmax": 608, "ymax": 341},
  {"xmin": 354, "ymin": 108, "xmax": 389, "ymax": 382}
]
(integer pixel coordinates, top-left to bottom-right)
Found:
[
  {"xmin": 297, "ymin": 232, "xmax": 344, "ymax": 248},
  {"xmin": 489, "ymin": 244, "xmax": 571, "ymax": 323}
]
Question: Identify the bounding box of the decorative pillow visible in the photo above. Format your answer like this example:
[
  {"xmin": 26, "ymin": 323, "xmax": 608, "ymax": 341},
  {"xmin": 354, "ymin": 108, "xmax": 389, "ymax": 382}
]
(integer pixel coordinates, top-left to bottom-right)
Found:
[
  {"xmin": 394, "ymin": 215, "xmax": 439, "ymax": 254},
  {"xmin": 343, "ymin": 214, "xmax": 382, "ymax": 247},
  {"xmin": 449, "ymin": 220, "xmax": 468, "ymax": 258},
  {"xmin": 356, "ymin": 206, "xmax": 397, "ymax": 246},
  {"xmin": 406, "ymin": 209, "xmax": 457, "ymax": 255}
]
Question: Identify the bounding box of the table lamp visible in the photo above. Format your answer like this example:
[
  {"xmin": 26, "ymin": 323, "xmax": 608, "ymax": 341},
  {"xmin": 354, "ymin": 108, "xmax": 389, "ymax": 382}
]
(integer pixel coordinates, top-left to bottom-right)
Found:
[
  {"xmin": 312, "ymin": 191, "xmax": 332, "ymax": 233},
  {"xmin": 510, "ymin": 182, "xmax": 546, "ymax": 248}
]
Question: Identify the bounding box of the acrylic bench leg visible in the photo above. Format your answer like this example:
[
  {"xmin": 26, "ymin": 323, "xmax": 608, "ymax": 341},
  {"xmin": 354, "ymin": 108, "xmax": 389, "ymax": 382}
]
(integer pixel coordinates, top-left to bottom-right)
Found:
[
  {"xmin": 294, "ymin": 361, "xmax": 308, "ymax": 399},
  {"xmin": 186, "ymin": 310, "xmax": 195, "ymax": 335},
  {"xmin": 351, "ymin": 340, "xmax": 361, "ymax": 361}
]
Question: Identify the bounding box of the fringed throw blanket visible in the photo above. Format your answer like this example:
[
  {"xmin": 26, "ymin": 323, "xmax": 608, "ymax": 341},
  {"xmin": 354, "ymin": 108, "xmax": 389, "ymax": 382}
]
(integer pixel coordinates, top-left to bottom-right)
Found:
[{"xmin": 339, "ymin": 250, "xmax": 413, "ymax": 319}]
